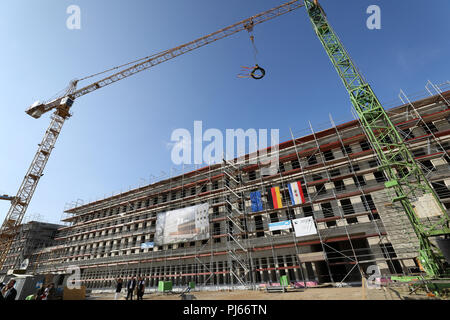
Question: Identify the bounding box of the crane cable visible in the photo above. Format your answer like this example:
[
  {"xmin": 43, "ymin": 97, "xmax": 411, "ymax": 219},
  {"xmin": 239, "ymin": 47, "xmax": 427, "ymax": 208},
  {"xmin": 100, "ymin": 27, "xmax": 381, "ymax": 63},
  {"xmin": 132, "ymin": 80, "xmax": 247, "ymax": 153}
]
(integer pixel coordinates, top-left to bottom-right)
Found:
[
  {"xmin": 58, "ymin": 18, "xmax": 265, "ymax": 98},
  {"xmin": 60, "ymin": 19, "xmax": 264, "ymax": 94},
  {"xmin": 244, "ymin": 20, "xmax": 265, "ymax": 80},
  {"xmin": 248, "ymin": 32, "xmax": 258, "ymax": 64}
]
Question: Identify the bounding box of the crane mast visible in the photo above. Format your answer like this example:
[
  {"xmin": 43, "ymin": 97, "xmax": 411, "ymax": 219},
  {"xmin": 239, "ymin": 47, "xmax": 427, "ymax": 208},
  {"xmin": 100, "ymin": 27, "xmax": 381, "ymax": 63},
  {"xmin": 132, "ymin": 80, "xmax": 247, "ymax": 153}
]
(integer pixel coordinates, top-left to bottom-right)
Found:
[
  {"xmin": 0, "ymin": 0, "xmax": 305, "ymax": 271},
  {"xmin": 0, "ymin": 113, "xmax": 67, "ymax": 269},
  {"xmin": 304, "ymin": 0, "xmax": 450, "ymax": 277}
]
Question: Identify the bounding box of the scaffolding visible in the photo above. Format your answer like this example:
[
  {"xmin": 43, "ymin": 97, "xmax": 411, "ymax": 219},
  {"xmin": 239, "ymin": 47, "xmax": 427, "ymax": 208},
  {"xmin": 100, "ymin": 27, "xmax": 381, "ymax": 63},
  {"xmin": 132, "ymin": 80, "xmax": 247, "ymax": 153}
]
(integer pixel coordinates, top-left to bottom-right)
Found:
[
  {"xmin": 25, "ymin": 83, "xmax": 450, "ymax": 289},
  {"xmin": 0, "ymin": 220, "xmax": 62, "ymax": 274},
  {"xmin": 222, "ymin": 159, "xmax": 253, "ymax": 289}
]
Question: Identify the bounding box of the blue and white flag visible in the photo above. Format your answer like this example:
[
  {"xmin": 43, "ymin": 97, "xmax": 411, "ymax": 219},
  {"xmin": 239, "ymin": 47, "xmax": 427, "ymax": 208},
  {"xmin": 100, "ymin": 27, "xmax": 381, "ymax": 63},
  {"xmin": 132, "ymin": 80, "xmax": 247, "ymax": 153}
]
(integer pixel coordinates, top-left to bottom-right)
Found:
[{"xmin": 288, "ymin": 181, "xmax": 306, "ymax": 205}]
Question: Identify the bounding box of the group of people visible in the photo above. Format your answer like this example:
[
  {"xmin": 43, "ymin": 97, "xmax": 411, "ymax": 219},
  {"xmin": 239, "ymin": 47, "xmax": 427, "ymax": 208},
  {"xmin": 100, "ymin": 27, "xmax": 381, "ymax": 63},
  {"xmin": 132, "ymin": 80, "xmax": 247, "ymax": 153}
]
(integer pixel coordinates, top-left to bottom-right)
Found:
[
  {"xmin": 0, "ymin": 279, "xmax": 17, "ymax": 301},
  {"xmin": 0, "ymin": 279, "xmax": 58, "ymax": 301},
  {"xmin": 2, "ymin": 276, "xmax": 147, "ymax": 301},
  {"xmin": 115, "ymin": 277, "xmax": 146, "ymax": 300}
]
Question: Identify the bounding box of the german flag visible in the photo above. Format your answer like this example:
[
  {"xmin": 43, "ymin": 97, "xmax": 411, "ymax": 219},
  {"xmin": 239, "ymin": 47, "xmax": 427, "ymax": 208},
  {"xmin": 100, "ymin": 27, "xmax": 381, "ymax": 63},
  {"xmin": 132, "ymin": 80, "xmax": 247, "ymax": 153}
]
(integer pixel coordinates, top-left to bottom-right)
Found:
[{"xmin": 267, "ymin": 187, "xmax": 283, "ymax": 209}]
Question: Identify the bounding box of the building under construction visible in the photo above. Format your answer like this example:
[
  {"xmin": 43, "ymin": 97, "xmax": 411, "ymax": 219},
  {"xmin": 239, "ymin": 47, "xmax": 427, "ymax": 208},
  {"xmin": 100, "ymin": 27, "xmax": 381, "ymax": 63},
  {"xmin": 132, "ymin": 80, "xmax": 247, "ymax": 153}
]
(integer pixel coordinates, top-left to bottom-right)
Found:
[
  {"xmin": 2, "ymin": 84, "xmax": 448, "ymax": 290},
  {"xmin": 1, "ymin": 221, "xmax": 61, "ymax": 273}
]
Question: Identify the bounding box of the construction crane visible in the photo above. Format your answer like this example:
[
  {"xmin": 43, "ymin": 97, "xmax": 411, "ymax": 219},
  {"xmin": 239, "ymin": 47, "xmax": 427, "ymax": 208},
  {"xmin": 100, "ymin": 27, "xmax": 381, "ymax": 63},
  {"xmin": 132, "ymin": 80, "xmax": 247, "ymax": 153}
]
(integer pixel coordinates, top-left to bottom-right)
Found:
[
  {"xmin": 1, "ymin": 0, "xmax": 448, "ymax": 283},
  {"xmin": 304, "ymin": 0, "xmax": 450, "ymax": 278},
  {"xmin": 0, "ymin": 0, "xmax": 305, "ymax": 271}
]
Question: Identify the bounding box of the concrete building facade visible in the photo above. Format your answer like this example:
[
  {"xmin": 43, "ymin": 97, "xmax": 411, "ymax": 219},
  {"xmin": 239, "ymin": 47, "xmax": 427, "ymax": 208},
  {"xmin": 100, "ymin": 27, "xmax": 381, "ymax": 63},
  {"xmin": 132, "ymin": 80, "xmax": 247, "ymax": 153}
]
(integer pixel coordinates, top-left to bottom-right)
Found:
[{"xmin": 3, "ymin": 88, "xmax": 450, "ymax": 290}]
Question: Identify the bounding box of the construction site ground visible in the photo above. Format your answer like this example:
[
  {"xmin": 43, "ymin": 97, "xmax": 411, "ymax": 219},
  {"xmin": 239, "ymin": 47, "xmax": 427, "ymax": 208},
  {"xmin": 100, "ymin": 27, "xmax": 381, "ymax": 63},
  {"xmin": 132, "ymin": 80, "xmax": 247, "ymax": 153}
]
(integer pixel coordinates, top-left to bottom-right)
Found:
[{"xmin": 90, "ymin": 286, "xmax": 416, "ymax": 300}]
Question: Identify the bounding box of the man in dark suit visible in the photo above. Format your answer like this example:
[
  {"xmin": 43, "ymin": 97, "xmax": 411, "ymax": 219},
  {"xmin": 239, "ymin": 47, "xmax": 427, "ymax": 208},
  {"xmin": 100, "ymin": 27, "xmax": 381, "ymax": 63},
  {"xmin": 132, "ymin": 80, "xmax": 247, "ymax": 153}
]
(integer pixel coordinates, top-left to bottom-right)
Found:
[
  {"xmin": 136, "ymin": 277, "xmax": 146, "ymax": 301},
  {"xmin": 126, "ymin": 277, "xmax": 137, "ymax": 300},
  {"xmin": 1, "ymin": 279, "xmax": 17, "ymax": 301}
]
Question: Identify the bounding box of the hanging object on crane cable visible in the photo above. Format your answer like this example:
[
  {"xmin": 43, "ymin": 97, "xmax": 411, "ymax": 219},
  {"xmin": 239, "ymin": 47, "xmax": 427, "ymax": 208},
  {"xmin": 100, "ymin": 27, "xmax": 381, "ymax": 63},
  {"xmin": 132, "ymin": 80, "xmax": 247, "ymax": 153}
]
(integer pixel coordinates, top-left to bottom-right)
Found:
[
  {"xmin": 238, "ymin": 20, "xmax": 266, "ymax": 80},
  {"xmin": 238, "ymin": 65, "xmax": 265, "ymax": 80}
]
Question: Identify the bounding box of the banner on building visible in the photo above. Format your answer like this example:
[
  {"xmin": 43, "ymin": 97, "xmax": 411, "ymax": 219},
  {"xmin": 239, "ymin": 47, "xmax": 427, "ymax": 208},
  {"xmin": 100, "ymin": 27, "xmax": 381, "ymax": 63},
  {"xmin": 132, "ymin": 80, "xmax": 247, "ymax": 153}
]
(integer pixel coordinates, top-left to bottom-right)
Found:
[
  {"xmin": 140, "ymin": 242, "xmax": 155, "ymax": 249},
  {"xmin": 267, "ymin": 187, "xmax": 283, "ymax": 209},
  {"xmin": 288, "ymin": 181, "xmax": 306, "ymax": 205},
  {"xmin": 268, "ymin": 220, "xmax": 292, "ymax": 232},
  {"xmin": 155, "ymin": 203, "xmax": 210, "ymax": 245},
  {"xmin": 250, "ymin": 191, "xmax": 263, "ymax": 212},
  {"xmin": 292, "ymin": 216, "xmax": 317, "ymax": 237}
]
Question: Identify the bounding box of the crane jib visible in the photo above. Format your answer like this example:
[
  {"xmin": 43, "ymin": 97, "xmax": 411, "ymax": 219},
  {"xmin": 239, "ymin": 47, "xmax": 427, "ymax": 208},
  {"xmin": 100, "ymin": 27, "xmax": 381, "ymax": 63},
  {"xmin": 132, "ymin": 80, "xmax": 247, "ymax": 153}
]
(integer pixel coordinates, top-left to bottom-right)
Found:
[{"xmin": 3, "ymin": 0, "xmax": 305, "ymax": 271}]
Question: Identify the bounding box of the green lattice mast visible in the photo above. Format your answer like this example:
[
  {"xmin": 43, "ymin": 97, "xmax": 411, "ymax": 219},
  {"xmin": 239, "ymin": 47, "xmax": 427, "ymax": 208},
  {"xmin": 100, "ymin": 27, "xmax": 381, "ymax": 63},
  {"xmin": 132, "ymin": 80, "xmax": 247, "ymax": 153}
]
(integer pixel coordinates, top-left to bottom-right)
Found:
[{"xmin": 304, "ymin": 0, "xmax": 450, "ymax": 277}]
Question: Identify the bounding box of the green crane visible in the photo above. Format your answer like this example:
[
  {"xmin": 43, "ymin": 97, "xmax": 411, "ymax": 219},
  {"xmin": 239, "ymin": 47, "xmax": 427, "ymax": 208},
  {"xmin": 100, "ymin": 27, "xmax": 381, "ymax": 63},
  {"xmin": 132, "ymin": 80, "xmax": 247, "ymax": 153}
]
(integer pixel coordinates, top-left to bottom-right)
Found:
[{"xmin": 304, "ymin": 0, "xmax": 450, "ymax": 277}]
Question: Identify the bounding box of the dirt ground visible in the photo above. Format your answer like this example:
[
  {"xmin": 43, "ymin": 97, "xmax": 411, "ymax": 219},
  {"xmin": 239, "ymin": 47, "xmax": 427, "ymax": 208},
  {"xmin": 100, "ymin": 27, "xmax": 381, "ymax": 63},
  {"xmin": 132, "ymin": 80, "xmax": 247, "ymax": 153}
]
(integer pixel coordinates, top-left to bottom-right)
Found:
[{"xmin": 91, "ymin": 286, "xmax": 402, "ymax": 301}]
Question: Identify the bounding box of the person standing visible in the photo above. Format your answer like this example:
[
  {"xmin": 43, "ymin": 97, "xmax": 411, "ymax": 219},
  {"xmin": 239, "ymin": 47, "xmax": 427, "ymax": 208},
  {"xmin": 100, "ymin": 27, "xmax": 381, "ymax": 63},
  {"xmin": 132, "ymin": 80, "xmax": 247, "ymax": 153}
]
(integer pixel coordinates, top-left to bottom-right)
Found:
[
  {"xmin": 114, "ymin": 278, "xmax": 123, "ymax": 300},
  {"xmin": 35, "ymin": 285, "xmax": 46, "ymax": 301},
  {"xmin": 41, "ymin": 283, "xmax": 57, "ymax": 301},
  {"xmin": 1, "ymin": 279, "xmax": 17, "ymax": 301},
  {"xmin": 126, "ymin": 277, "xmax": 136, "ymax": 300},
  {"xmin": 0, "ymin": 282, "xmax": 4, "ymax": 301},
  {"xmin": 136, "ymin": 277, "xmax": 145, "ymax": 301}
]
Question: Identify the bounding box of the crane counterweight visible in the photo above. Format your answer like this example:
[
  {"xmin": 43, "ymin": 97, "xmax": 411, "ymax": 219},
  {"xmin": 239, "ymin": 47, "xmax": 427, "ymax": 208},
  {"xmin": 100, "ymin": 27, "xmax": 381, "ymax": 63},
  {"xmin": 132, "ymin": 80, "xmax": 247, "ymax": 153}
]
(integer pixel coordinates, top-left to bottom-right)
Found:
[
  {"xmin": 26, "ymin": 96, "xmax": 74, "ymax": 119},
  {"xmin": 26, "ymin": 101, "xmax": 45, "ymax": 119}
]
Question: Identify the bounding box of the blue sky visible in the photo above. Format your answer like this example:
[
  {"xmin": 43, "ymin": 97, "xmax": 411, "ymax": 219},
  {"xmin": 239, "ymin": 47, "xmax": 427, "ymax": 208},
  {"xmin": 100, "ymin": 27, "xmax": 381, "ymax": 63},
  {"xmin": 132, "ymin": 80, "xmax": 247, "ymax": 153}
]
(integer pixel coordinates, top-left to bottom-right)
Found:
[{"xmin": 0, "ymin": 0, "xmax": 449, "ymax": 224}]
